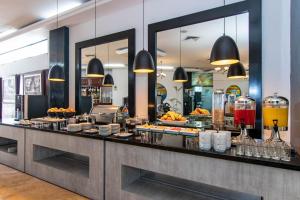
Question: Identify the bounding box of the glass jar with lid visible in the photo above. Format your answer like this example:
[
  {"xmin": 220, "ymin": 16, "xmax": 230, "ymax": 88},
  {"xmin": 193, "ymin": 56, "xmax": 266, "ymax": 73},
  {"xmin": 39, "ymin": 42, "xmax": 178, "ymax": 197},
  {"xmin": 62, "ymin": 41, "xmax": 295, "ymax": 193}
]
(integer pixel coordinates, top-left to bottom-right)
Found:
[
  {"xmin": 212, "ymin": 89, "xmax": 226, "ymax": 129},
  {"xmin": 234, "ymin": 95, "xmax": 256, "ymax": 129},
  {"xmin": 263, "ymin": 93, "xmax": 288, "ymax": 130}
]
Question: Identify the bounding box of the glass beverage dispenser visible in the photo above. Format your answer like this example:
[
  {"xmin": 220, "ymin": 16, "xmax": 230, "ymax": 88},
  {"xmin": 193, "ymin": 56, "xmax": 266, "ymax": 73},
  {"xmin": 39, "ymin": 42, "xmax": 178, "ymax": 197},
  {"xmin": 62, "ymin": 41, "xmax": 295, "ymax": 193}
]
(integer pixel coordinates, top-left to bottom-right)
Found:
[
  {"xmin": 263, "ymin": 93, "xmax": 289, "ymax": 143},
  {"xmin": 212, "ymin": 89, "xmax": 226, "ymax": 130},
  {"xmin": 234, "ymin": 95, "xmax": 256, "ymax": 138}
]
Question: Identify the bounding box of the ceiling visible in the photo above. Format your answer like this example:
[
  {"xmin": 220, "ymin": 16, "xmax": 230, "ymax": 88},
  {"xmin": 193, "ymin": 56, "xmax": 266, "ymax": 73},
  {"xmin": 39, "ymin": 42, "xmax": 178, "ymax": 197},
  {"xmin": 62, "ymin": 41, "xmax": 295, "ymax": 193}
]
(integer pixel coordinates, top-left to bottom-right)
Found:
[
  {"xmin": 157, "ymin": 13, "xmax": 249, "ymax": 72},
  {"xmin": 0, "ymin": 0, "xmax": 90, "ymax": 34}
]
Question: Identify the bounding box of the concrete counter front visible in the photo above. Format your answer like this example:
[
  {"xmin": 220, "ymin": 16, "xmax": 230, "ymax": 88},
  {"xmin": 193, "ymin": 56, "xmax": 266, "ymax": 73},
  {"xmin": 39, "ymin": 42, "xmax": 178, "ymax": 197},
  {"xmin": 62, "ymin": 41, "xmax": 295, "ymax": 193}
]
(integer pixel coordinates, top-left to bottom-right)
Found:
[{"xmin": 0, "ymin": 123, "xmax": 300, "ymax": 200}]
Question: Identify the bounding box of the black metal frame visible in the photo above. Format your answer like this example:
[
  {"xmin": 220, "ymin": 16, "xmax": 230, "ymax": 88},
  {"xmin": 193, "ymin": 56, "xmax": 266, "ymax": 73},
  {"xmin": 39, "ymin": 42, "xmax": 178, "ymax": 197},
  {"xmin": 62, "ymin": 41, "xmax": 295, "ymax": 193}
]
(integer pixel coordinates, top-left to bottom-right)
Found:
[
  {"xmin": 148, "ymin": 0, "xmax": 262, "ymax": 138},
  {"xmin": 75, "ymin": 29, "xmax": 136, "ymax": 117}
]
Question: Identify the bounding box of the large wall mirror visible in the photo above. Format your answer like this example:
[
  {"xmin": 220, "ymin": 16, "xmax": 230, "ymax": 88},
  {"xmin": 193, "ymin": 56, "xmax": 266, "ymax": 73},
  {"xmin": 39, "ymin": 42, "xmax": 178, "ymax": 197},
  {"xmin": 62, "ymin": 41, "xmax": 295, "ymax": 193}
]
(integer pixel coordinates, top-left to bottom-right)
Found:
[
  {"xmin": 148, "ymin": 0, "xmax": 262, "ymax": 137},
  {"xmin": 75, "ymin": 29, "xmax": 135, "ymax": 117}
]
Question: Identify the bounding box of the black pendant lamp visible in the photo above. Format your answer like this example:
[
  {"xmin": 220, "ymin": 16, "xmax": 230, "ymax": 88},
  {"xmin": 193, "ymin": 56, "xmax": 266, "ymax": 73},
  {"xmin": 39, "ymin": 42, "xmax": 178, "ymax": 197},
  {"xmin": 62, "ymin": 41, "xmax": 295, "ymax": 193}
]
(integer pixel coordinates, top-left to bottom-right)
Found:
[
  {"xmin": 48, "ymin": 0, "xmax": 64, "ymax": 82},
  {"xmin": 49, "ymin": 65, "xmax": 64, "ymax": 82},
  {"xmin": 86, "ymin": 0, "xmax": 104, "ymax": 78},
  {"xmin": 210, "ymin": 0, "xmax": 240, "ymax": 66},
  {"xmin": 227, "ymin": 16, "xmax": 247, "ymax": 79},
  {"xmin": 133, "ymin": 0, "xmax": 155, "ymax": 73},
  {"xmin": 173, "ymin": 28, "xmax": 188, "ymax": 83},
  {"xmin": 103, "ymin": 44, "xmax": 114, "ymax": 86},
  {"xmin": 227, "ymin": 62, "xmax": 246, "ymax": 79}
]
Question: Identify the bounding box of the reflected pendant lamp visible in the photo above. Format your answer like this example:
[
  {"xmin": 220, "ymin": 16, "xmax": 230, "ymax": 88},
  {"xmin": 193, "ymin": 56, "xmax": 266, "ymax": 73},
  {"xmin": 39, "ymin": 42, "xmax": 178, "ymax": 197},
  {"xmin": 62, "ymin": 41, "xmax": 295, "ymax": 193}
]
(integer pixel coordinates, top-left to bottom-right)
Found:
[
  {"xmin": 210, "ymin": 0, "xmax": 240, "ymax": 66},
  {"xmin": 173, "ymin": 28, "xmax": 188, "ymax": 83},
  {"xmin": 103, "ymin": 74, "xmax": 114, "ymax": 86},
  {"xmin": 86, "ymin": 0, "xmax": 104, "ymax": 77},
  {"xmin": 48, "ymin": 0, "xmax": 64, "ymax": 82},
  {"xmin": 48, "ymin": 64, "xmax": 64, "ymax": 82},
  {"xmin": 173, "ymin": 67, "xmax": 188, "ymax": 83},
  {"xmin": 227, "ymin": 62, "xmax": 246, "ymax": 79},
  {"xmin": 133, "ymin": 0, "xmax": 155, "ymax": 73},
  {"xmin": 103, "ymin": 44, "xmax": 114, "ymax": 86}
]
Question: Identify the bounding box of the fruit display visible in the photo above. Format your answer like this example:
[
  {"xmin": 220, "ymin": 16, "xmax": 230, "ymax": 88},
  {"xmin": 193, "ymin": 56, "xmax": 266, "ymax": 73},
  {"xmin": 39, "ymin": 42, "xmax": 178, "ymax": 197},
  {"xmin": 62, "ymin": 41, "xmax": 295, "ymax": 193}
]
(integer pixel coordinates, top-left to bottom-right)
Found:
[
  {"xmin": 190, "ymin": 108, "xmax": 210, "ymax": 116},
  {"xmin": 47, "ymin": 107, "xmax": 75, "ymax": 113},
  {"xmin": 160, "ymin": 111, "xmax": 187, "ymax": 121},
  {"xmin": 47, "ymin": 107, "xmax": 76, "ymax": 118}
]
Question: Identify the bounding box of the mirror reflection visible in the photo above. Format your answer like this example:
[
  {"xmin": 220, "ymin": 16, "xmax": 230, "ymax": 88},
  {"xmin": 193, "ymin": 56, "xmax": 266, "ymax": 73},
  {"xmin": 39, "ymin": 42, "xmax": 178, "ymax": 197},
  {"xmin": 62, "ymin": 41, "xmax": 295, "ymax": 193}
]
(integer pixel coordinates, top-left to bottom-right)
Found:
[
  {"xmin": 80, "ymin": 39, "xmax": 129, "ymax": 110},
  {"xmin": 156, "ymin": 13, "xmax": 249, "ymax": 130}
]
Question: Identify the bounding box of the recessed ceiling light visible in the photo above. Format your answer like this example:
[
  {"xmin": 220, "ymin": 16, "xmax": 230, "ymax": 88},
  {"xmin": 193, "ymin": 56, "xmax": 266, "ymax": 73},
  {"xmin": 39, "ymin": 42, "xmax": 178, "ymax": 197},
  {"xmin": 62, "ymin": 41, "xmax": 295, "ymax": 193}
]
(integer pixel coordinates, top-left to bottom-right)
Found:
[{"xmin": 157, "ymin": 65, "xmax": 174, "ymax": 70}]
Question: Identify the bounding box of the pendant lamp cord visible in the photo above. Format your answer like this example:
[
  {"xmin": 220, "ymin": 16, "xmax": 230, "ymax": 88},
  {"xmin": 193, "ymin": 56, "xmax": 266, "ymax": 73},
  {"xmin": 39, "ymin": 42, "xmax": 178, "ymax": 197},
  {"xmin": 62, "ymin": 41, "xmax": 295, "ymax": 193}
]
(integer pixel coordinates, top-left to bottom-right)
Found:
[
  {"xmin": 94, "ymin": 0, "xmax": 97, "ymax": 58},
  {"xmin": 223, "ymin": 0, "xmax": 225, "ymax": 35},
  {"xmin": 179, "ymin": 27, "xmax": 182, "ymax": 67},
  {"xmin": 235, "ymin": 15, "xmax": 238, "ymax": 44},
  {"xmin": 142, "ymin": 0, "xmax": 145, "ymax": 50},
  {"xmin": 56, "ymin": 0, "xmax": 59, "ymax": 65},
  {"xmin": 107, "ymin": 43, "xmax": 110, "ymax": 74}
]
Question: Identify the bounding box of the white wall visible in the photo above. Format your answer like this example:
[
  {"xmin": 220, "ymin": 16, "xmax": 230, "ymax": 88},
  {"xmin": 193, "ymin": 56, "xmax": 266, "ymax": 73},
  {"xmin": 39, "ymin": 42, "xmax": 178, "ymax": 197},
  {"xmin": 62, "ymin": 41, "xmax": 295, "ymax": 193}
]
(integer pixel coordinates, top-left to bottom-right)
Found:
[{"xmin": 0, "ymin": 53, "xmax": 49, "ymax": 77}]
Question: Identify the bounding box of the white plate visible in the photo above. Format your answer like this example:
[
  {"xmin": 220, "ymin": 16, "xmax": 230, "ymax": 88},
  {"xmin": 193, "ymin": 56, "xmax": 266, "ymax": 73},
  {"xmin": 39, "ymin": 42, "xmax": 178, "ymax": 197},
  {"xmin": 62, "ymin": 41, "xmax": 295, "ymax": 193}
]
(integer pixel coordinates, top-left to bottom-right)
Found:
[{"xmin": 114, "ymin": 133, "xmax": 133, "ymax": 138}]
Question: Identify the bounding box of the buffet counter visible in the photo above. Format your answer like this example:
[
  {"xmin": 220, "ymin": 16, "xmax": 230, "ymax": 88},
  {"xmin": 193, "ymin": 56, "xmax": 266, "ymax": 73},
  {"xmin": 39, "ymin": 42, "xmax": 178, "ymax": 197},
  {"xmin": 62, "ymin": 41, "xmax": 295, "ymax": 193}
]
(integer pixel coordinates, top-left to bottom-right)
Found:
[{"xmin": 0, "ymin": 121, "xmax": 300, "ymax": 199}]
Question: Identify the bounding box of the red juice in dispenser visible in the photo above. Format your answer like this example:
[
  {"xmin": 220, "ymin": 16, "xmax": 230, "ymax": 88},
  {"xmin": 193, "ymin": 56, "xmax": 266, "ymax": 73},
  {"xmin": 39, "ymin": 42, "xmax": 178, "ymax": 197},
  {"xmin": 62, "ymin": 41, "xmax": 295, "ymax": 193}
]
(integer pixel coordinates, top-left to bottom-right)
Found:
[{"xmin": 234, "ymin": 95, "xmax": 256, "ymax": 129}]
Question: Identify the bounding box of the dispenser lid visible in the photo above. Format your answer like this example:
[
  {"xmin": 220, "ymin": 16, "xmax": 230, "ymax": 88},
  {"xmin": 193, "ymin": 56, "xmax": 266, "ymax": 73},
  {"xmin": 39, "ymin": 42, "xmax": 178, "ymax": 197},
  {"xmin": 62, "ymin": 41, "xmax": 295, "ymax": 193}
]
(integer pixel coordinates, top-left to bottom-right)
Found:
[
  {"xmin": 235, "ymin": 95, "xmax": 256, "ymax": 104},
  {"xmin": 263, "ymin": 93, "xmax": 289, "ymax": 106}
]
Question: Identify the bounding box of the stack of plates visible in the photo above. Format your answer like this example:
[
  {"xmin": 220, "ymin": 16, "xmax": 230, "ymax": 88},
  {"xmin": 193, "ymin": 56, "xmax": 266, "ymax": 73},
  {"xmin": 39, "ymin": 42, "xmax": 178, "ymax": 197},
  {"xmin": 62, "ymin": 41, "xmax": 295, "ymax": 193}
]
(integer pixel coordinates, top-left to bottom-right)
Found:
[
  {"xmin": 109, "ymin": 123, "xmax": 120, "ymax": 134},
  {"xmin": 80, "ymin": 122, "xmax": 92, "ymax": 130},
  {"xmin": 67, "ymin": 124, "xmax": 82, "ymax": 132},
  {"xmin": 99, "ymin": 125, "xmax": 111, "ymax": 136}
]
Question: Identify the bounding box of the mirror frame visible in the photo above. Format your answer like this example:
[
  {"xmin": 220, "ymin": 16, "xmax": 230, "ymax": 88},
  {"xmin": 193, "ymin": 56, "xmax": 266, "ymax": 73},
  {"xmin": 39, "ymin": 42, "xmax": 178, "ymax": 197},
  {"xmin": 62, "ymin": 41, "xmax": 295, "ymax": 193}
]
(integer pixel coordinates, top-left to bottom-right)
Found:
[
  {"xmin": 148, "ymin": 0, "xmax": 262, "ymax": 138},
  {"xmin": 75, "ymin": 29, "xmax": 136, "ymax": 117}
]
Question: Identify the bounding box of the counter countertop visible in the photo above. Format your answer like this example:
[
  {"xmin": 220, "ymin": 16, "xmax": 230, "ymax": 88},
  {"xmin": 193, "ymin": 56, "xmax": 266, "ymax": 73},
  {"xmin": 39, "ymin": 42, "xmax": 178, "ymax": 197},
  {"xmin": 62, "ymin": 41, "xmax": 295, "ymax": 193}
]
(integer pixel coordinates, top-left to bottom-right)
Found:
[{"xmin": 1, "ymin": 120, "xmax": 300, "ymax": 172}]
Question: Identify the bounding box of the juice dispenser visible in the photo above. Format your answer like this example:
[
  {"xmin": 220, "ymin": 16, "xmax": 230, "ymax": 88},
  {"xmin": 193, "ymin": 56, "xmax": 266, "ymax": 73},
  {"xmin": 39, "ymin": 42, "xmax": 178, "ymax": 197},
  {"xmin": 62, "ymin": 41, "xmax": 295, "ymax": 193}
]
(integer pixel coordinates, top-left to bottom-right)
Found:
[
  {"xmin": 263, "ymin": 93, "xmax": 289, "ymax": 143},
  {"xmin": 212, "ymin": 89, "xmax": 226, "ymax": 130},
  {"xmin": 234, "ymin": 95, "xmax": 256, "ymax": 138}
]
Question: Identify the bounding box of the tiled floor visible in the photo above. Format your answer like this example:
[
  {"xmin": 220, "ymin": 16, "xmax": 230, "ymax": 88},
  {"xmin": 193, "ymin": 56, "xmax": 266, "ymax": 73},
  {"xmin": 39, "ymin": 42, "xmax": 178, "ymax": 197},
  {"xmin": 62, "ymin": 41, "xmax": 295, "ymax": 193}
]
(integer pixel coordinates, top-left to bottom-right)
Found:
[{"xmin": 0, "ymin": 164, "xmax": 88, "ymax": 200}]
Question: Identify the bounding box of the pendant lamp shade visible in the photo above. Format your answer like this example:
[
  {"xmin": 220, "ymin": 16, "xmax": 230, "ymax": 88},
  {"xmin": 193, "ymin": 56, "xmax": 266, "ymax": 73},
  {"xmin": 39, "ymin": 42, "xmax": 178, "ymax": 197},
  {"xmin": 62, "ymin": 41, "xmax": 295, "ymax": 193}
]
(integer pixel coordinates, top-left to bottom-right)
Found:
[
  {"xmin": 48, "ymin": 64, "xmax": 64, "ymax": 82},
  {"xmin": 133, "ymin": 50, "xmax": 155, "ymax": 73},
  {"xmin": 103, "ymin": 74, "xmax": 114, "ymax": 86},
  {"xmin": 227, "ymin": 62, "xmax": 246, "ymax": 79},
  {"xmin": 87, "ymin": 58, "xmax": 104, "ymax": 77},
  {"xmin": 210, "ymin": 35, "xmax": 240, "ymax": 66},
  {"xmin": 173, "ymin": 66, "xmax": 188, "ymax": 83}
]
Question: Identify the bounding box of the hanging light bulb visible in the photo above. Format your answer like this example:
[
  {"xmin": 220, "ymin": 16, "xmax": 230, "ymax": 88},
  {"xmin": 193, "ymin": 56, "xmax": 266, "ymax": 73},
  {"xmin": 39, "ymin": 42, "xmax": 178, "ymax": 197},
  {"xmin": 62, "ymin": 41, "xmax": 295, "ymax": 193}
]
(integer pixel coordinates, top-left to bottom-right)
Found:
[
  {"xmin": 133, "ymin": 0, "xmax": 155, "ymax": 73},
  {"xmin": 210, "ymin": 0, "xmax": 240, "ymax": 66},
  {"xmin": 103, "ymin": 43, "xmax": 114, "ymax": 86},
  {"xmin": 227, "ymin": 15, "xmax": 247, "ymax": 79},
  {"xmin": 48, "ymin": 0, "xmax": 65, "ymax": 82},
  {"xmin": 173, "ymin": 28, "xmax": 188, "ymax": 83},
  {"xmin": 86, "ymin": 0, "xmax": 104, "ymax": 77}
]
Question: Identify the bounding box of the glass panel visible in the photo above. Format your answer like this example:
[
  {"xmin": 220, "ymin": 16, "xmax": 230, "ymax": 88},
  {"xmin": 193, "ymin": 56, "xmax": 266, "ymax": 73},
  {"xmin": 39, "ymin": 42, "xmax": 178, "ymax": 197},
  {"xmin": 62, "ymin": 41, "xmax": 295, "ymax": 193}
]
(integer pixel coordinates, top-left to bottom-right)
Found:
[
  {"xmin": 81, "ymin": 39, "xmax": 128, "ymax": 108},
  {"xmin": 156, "ymin": 13, "xmax": 249, "ymax": 130}
]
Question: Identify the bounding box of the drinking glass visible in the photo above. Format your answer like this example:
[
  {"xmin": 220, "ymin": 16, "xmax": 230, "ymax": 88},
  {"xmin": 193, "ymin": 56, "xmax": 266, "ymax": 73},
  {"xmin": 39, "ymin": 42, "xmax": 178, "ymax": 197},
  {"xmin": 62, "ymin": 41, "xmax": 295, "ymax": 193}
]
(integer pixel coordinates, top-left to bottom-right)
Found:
[
  {"xmin": 244, "ymin": 138, "xmax": 253, "ymax": 157},
  {"xmin": 253, "ymin": 140, "xmax": 263, "ymax": 158},
  {"xmin": 262, "ymin": 142, "xmax": 271, "ymax": 159},
  {"xmin": 270, "ymin": 142, "xmax": 281, "ymax": 160},
  {"xmin": 280, "ymin": 143, "xmax": 291, "ymax": 161},
  {"xmin": 236, "ymin": 139, "xmax": 245, "ymax": 156}
]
